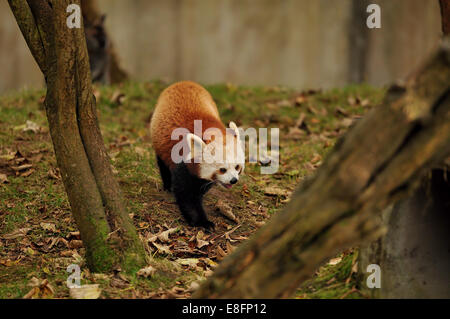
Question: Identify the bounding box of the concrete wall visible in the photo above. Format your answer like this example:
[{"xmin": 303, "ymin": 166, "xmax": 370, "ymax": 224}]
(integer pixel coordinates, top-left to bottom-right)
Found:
[
  {"xmin": 0, "ymin": 1, "xmax": 43, "ymax": 93},
  {"xmin": 0, "ymin": 0, "xmax": 443, "ymax": 93}
]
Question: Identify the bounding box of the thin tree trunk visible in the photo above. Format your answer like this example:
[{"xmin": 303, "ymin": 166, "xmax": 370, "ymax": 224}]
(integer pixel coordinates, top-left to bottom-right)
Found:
[
  {"xmin": 8, "ymin": 0, "xmax": 146, "ymax": 272},
  {"xmin": 194, "ymin": 39, "xmax": 450, "ymax": 298},
  {"xmin": 440, "ymin": 0, "xmax": 450, "ymax": 35}
]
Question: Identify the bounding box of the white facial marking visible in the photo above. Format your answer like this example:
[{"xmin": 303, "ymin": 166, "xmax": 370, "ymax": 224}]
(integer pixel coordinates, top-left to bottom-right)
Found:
[{"xmin": 198, "ymin": 134, "xmax": 245, "ymax": 187}]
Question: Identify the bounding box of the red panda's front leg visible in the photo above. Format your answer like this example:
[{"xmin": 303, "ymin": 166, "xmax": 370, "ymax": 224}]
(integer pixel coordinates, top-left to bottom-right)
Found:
[
  {"xmin": 172, "ymin": 163, "xmax": 215, "ymax": 230},
  {"xmin": 156, "ymin": 156, "xmax": 172, "ymax": 191}
]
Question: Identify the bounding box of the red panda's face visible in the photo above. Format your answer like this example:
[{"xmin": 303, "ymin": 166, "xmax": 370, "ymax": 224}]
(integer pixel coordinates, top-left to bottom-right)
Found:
[
  {"xmin": 185, "ymin": 122, "xmax": 245, "ymax": 188},
  {"xmin": 197, "ymin": 135, "xmax": 245, "ymax": 188},
  {"xmin": 213, "ymin": 163, "xmax": 243, "ymax": 189}
]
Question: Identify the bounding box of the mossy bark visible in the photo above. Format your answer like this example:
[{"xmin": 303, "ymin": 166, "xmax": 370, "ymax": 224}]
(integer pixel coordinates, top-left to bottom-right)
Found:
[
  {"xmin": 194, "ymin": 39, "xmax": 450, "ymax": 298},
  {"xmin": 8, "ymin": 0, "xmax": 146, "ymax": 272}
]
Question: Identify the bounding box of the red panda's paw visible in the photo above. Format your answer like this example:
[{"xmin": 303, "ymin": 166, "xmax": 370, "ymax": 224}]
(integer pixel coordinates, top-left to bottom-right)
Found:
[{"xmin": 192, "ymin": 219, "xmax": 215, "ymax": 232}]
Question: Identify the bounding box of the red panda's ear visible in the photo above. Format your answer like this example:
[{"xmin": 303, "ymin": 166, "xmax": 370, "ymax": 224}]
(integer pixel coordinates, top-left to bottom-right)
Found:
[
  {"xmin": 185, "ymin": 133, "xmax": 205, "ymax": 161},
  {"xmin": 229, "ymin": 122, "xmax": 240, "ymax": 139}
]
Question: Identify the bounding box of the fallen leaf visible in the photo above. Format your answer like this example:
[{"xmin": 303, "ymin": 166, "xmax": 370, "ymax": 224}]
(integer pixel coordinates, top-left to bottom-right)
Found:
[
  {"xmin": 0, "ymin": 173, "xmax": 8, "ymax": 184},
  {"xmin": 188, "ymin": 281, "xmax": 200, "ymax": 292},
  {"xmin": 328, "ymin": 257, "xmax": 342, "ymax": 265},
  {"xmin": 175, "ymin": 258, "xmax": 200, "ymax": 269},
  {"xmin": 40, "ymin": 222, "xmax": 57, "ymax": 232},
  {"xmin": 11, "ymin": 164, "xmax": 33, "ymax": 172},
  {"xmin": 23, "ymin": 120, "xmax": 41, "ymax": 133},
  {"xmin": 60, "ymin": 250, "xmax": 75, "ymax": 257},
  {"xmin": 263, "ymin": 187, "xmax": 290, "ymax": 197},
  {"xmin": 23, "ymin": 278, "xmax": 54, "ymax": 299},
  {"xmin": 68, "ymin": 240, "xmax": 83, "ymax": 249},
  {"xmin": 48, "ymin": 168, "xmax": 61, "ymax": 180},
  {"xmin": 216, "ymin": 245, "xmax": 228, "ymax": 259},
  {"xmin": 2, "ymin": 227, "xmax": 31, "ymax": 240},
  {"xmin": 295, "ymin": 95, "xmax": 307, "ymax": 105},
  {"xmin": 14, "ymin": 121, "xmax": 41, "ymax": 134},
  {"xmin": 340, "ymin": 118, "xmax": 354, "ymax": 128},
  {"xmin": 137, "ymin": 265, "xmax": 156, "ymax": 278},
  {"xmin": 111, "ymin": 91, "xmax": 126, "ymax": 105},
  {"xmin": 69, "ymin": 284, "xmax": 101, "ymax": 299},
  {"xmin": 196, "ymin": 230, "xmax": 210, "ymax": 248},
  {"xmin": 215, "ymin": 200, "xmax": 238, "ymax": 223},
  {"xmin": 156, "ymin": 227, "xmax": 178, "ymax": 242},
  {"xmin": 134, "ymin": 146, "xmax": 149, "ymax": 158},
  {"xmin": 226, "ymin": 241, "xmax": 235, "ymax": 254},
  {"xmin": 0, "ymin": 259, "xmax": 13, "ymax": 267},
  {"xmin": 254, "ymin": 221, "xmax": 265, "ymax": 228},
  {"xmin": 20, "ymin": 168, "xmax": 35, "ymax": 177},
  {"xmin": 152, "ymin": 242, "xmax": 172, "ymax": 255}
]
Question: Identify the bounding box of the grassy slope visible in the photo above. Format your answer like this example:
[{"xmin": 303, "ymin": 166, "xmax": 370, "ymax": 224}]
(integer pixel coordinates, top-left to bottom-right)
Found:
[{"xmin": 0, "ymin": 81, "xmax": 385, "ymax": 299}]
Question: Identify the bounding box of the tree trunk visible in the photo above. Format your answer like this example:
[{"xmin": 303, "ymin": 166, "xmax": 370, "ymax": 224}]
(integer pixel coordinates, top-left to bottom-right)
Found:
[
  {"xmin": 8, "ymin": 0, "xmax": 146, "ymax": 272},
  {"xmin": 440, "ymin": 0, "xmax": 450, "ymax": 35},
  {"xmin": 193, "ymin": 39, "xmax": 450, "ymax": 298}
]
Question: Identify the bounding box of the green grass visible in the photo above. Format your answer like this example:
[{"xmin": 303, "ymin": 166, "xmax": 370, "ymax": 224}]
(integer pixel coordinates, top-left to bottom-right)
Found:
[{"xmin": 0, "ymin": 80, "xmax": 385, "ymax": 298}]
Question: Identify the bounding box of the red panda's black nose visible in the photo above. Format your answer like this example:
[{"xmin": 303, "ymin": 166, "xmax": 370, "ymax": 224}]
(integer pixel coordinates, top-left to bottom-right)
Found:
[{"xmin": 230, "ymin": 178, "xmax": 238, "ymax": 185}]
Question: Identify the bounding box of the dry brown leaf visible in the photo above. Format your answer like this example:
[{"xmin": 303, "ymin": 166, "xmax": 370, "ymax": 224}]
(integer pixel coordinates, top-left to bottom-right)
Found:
[
  {"xmin": 188, "ymin": 281, "xmax": 200, "ymax": 292},
  {"xmin": 12, "ymin": 164, "xmax": 33, "ymax": 172},
  {"xmin": 328, "ymin": 257, "xmax": 342, "ymax": 265},
  {"xmin": 0, "ymin": 173, "xmax": 8, "ymax": 184},
  {"xmin": 134, "ymin": 146, "xmax": 149, "ymax": 158},
  {"xmin": 69, "ymin": 284, "xmax": 101, "ymax": 299},
  {"xmin": 216, "ymin": 245, "xmax": 228, "ymax": 259},
  {"xmin": 157, "ymin": 227, "xmax": 178, "ymax": 242},
  {"xmin": 254, "ymin": 221, "xmax": 265, "ymax": 228},
  {"xmin": 137, "ymin": 265, "xmax": 157, "ymax": 278},
  {"xmin": 0, "ymin": 259, "xmax": 13, "ymax": 267},
  {"xmin": 263, "ymin": 187, "xmax": 290, "ymax": 197},
  {"xmin": 68, "ymin": 240, "xmax": 83, "ymax": 249},
  {"xmin": 48, "ymin": 168, "xmax": 60, "ymax": 180},
  {"xmin": 295, "ymin": 95, "xmax": 307, "ymax": 105},
  {"xmin": 152, "ymin": 242, "xmax": 172, "ymax": 255},
  {"xmin": 2, "ymin": 227, "xmax": 31, "ymax": 240},
  {"xmin": 40, "ymin": 222, "xmax": 57, "ymax": 232},
  {"xmin": 175, "ymin": 258, "xmax": 200, "ymax": 269},
  {"xmin": 340, "ymin": 118, "xmax": 354, "ymax": 128},
  {"xmin": 226, "ymin": 241, "xmax": 235, "ymax": 254},
  {"xmin": 111, "ymin": 91, "xmax": 126, "ymax": 105},
  {"xmin": 215, "ymin": 200, "xmax": 238, "ymax": 223},
  {"xmin": 195, "ymin": 230, "xmax": 210, "ymax": 248},
  {"xmin": 60, "ymin": 250, "xmax": 75, "ymax": 257},
  {"xmin": 23, "ymin": 278, "xmax": 54, "ymax": 299},
  {"xmin": 20, "ymin": 168, "xmax": 35, "ymax": 177}
]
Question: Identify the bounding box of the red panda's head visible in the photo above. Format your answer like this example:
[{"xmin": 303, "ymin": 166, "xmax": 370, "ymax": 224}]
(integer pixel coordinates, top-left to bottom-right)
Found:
[{"xmin": 186, "ymin": 122, "xmax": 244, "ymax": 188}]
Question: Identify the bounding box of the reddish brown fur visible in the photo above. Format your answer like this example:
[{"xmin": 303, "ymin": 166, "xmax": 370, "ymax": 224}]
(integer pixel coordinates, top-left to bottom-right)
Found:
[{"xmin": 150, "ymin": 81, "xmax": 227, "ymax": 173}]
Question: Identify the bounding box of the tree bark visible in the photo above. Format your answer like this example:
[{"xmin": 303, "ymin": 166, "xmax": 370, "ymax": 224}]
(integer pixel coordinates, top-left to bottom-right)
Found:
[
  {"xmin": 440, "ymin": 0, "xmax": 450, "ymax": 35},
  {"xmin": 8, "ymin": 0, "xmax": 146, "ymax": 272},
  {"xmin": 193, "ymin": 38, "xmax": 450, "ymax": 298}
]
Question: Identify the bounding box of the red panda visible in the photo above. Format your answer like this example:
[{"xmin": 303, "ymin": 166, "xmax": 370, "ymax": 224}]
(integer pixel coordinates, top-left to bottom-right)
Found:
[{"xmin": 150, "ymin": 81, "xmax": 244, "ymax": 229}]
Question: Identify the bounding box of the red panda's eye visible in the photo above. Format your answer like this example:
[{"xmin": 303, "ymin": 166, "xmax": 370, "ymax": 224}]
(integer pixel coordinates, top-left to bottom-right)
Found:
[{"xmin": 219, "ymin": 168, "xmax": 227, "ymax": 174}]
